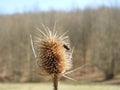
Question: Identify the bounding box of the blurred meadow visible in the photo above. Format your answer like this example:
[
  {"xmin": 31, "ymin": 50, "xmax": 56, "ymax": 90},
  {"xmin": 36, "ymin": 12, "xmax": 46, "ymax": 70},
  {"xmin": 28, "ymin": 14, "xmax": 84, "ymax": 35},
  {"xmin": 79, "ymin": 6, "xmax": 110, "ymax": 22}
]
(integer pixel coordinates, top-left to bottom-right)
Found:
[
  {"xmin": 0, "ymin": 0, "xmax": 120, "ymax": 90},
  {"xmin": 0, "ymin": 82, "xmax": 120, "ymax": 90}
]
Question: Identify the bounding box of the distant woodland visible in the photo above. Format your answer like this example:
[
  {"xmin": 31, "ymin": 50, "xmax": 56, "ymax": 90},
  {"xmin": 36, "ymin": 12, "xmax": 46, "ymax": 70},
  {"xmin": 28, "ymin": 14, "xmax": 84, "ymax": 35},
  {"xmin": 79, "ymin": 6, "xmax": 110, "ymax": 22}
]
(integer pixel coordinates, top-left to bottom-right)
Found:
[{"xmin": 0, "ymin": 6, "xmax": 120, "ymax": 82}]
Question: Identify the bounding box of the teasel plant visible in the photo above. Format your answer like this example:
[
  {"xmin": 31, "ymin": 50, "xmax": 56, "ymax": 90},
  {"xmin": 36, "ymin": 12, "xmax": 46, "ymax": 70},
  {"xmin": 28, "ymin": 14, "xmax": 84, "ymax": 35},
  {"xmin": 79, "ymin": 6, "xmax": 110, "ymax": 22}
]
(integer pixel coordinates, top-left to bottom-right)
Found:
[{"xmin": 30, "ymin": 24, "xmax": 81, "ymax": 90}]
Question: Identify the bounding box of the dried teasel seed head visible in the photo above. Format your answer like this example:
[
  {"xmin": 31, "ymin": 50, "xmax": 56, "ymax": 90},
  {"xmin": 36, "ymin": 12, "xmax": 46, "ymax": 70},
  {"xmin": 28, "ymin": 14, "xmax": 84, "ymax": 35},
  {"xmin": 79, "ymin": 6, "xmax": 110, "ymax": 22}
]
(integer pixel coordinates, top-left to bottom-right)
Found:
[{"xmin": 31, "ymin": 24, "xmax": 73, "ymax": 77}]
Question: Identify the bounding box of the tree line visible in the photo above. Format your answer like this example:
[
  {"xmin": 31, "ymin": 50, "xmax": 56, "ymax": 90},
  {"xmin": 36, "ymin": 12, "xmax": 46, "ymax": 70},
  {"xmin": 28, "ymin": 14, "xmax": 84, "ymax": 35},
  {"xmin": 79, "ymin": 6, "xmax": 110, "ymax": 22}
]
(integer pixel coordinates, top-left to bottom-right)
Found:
[{"xmin": 0, "ymin": 6, "xmax": 120, "ymax": 82}]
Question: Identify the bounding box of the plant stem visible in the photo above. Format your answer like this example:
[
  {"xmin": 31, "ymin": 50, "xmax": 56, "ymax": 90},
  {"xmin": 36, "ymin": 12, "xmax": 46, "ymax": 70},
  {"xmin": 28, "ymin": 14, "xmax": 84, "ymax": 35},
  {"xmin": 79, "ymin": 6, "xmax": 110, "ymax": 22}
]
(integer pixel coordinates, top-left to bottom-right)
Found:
[{"xmin": 53, "ymin": 74, "xmax": 58, "ymax": 90}]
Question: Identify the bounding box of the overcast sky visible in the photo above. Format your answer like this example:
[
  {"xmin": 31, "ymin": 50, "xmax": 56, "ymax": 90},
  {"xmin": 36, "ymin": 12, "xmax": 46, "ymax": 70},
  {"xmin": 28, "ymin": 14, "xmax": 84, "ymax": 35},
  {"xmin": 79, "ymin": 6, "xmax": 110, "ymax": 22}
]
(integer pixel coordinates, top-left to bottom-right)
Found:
[{"xmin": 0, "ymin": 0, "xmax": 119, "ymax": 14}]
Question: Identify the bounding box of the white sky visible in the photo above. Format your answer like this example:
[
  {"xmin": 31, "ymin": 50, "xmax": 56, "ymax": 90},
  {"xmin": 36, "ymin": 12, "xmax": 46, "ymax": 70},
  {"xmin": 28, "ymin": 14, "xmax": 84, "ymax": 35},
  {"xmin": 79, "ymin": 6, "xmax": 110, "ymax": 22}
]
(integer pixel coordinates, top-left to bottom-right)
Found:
[{"xmin": 0, "ymin": 0, "xmax": 119, "ymax": 14}]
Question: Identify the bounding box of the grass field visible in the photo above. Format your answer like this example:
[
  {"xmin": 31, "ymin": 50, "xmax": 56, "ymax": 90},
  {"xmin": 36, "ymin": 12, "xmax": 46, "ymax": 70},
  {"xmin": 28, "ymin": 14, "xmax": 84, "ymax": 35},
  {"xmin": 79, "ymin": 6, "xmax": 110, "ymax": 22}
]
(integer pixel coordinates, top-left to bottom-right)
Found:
[{"xmin": 0, "ymin": 82, "xmax": 120, "ymax": 90}]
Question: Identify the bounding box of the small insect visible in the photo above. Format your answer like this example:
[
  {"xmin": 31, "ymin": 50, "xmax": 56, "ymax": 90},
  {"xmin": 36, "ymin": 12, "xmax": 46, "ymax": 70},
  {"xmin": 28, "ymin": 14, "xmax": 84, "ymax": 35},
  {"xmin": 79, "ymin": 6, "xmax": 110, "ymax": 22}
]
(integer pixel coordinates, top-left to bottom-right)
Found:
[{"xmin": 63, "ymin": 44, "xmax": 70, "ymax": 50}]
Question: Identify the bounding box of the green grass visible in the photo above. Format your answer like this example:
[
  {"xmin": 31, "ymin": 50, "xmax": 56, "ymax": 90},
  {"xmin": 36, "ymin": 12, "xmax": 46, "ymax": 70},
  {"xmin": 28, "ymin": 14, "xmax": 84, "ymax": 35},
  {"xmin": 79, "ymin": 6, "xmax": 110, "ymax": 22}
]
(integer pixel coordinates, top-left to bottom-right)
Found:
[{"xmin": 0, "ymin": 82, "xmax": 120, "ymax": 90}]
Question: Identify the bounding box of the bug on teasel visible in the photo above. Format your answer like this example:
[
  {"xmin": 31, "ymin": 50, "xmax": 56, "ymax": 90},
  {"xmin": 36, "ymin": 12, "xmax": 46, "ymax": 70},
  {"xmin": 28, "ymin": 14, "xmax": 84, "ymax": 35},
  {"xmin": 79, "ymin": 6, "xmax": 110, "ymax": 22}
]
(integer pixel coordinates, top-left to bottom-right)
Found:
[{"xmin": 30, "ymin": 24, "xmax": 73, "ymax": 90}]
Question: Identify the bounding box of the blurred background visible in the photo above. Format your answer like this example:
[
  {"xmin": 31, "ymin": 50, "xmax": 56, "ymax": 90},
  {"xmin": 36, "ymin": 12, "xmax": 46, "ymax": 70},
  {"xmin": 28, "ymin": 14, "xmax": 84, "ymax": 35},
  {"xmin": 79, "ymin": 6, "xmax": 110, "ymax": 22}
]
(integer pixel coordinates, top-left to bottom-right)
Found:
[{"xmin": 0, "ymin": 0, "xmax": 120, "ymax": 84}]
